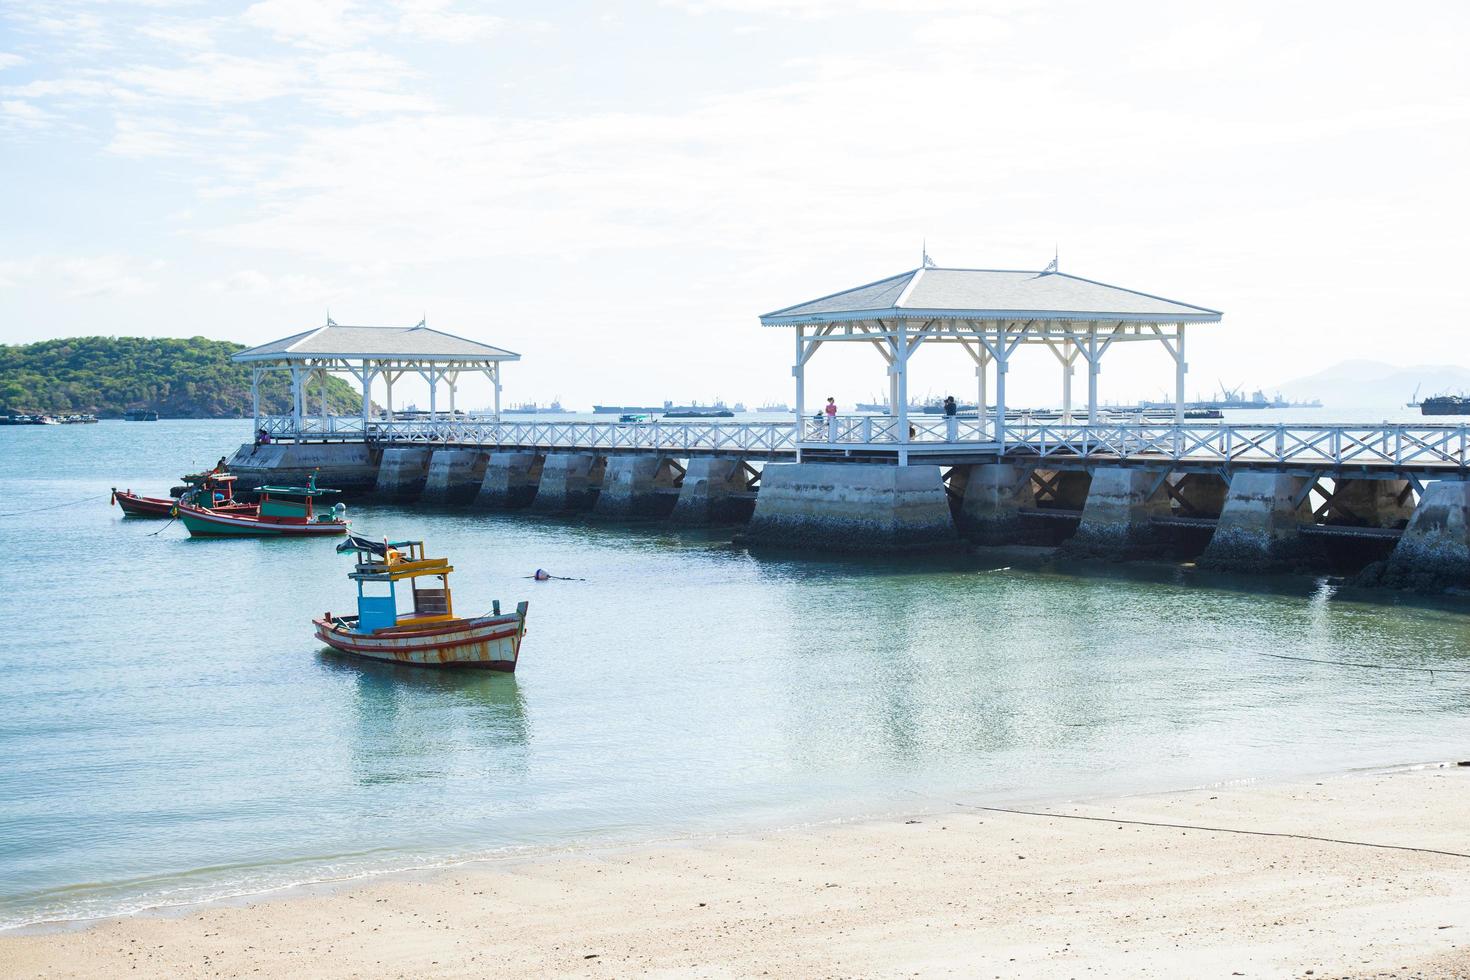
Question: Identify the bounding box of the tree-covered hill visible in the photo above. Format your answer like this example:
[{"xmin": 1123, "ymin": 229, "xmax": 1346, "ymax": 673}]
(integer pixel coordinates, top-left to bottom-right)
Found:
[{"xmin": 0, "ymin": 336, "xmax": 365, "ymax": 418}]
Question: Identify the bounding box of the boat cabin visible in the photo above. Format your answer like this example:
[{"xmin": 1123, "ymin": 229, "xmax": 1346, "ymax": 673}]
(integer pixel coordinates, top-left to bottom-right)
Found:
[
  {"xmin": 342, "ymin": 538, "xmax": 458, "ymax": 634},
  {"xmin": 181, "ymin": 472, "xmax": 240, "ymax": 508},
  {"xmin": 255, "ymin": 484, "xmax": 341, "ymax": 523}
]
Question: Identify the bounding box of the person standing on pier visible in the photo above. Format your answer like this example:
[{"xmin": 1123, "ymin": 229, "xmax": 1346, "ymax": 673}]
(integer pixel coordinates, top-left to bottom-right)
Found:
[
  {"xmin": 825, "ymin": 397, "xmax": 837, "ymax": 419},
  {"xmin": 943, "ymin": 396, "xmax": 957, "ymax": 417}
]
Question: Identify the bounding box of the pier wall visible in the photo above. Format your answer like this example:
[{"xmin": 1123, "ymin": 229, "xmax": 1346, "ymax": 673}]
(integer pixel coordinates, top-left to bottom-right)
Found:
[
  {"xmin": 1199, "ymin": 473, "xmax": 1310, "ymax": 570},
  {"xmin": 421, "ymin": 449, "xmax": 488, "ymax": 505},
  {"xmin": 951, "ymin": 463, "xmax": 1036, "ymax": 542},
  {"xmin": 593, "ymin": 455, "xmax": 680, "ymax": 519},
  {"xmin": 670, "ymin": 458, "xmax": 756, "ymax": 524},
  {"xmin": 745, "ymin": 462, "xmax": 958, "ymax": 552},
  {"xmin": 1068, "ymin": 469, "xmax": 1171, "ymax": 558},
  {"xmin": 475, "ymin": 452, "xmax": 544, "ymax": 510},
  {"xmin": 1356, "ymin": 480, "xmax": 1470, "ymax": 592},
  {"xmin": 531, "ymin": 453, "xmax": 607, "ymax": 512},
  {"xmin": 226, "ymin": 442, "xmax": 380, "ymax": 494},
  {"xmin": 375, "ymin": 447, "xmax": 433, "ymax": 501}
]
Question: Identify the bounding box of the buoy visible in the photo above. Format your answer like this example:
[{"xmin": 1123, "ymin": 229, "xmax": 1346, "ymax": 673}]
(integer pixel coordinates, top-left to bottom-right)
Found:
[{"xmin": 534, "ymin": 568, "xmax": 550, "ymax": 581}]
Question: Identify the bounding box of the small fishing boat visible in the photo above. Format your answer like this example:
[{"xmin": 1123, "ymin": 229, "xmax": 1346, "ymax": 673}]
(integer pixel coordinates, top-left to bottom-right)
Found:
[
  {"xmin": 177, "ymin": 482, "xmax": 347, "ymax": 537},
  {"xmin": 111, "ymin": 472, "xmax": 252, "ymax": 518},
  {"xmin": 314, "ymin": 535, "xmax": 529, "ymax": 671}
]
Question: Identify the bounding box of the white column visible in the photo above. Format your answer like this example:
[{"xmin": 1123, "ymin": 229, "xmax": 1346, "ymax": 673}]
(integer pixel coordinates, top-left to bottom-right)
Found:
[
  {"xmin": 385, "ymin": 371, "xmax": 395, "ymax": 422},
  {"xmin": 447, "ymin": 370, "xmax": 458, "ymax": 415},
  {"xmin": 492, "ymin": 364, "xmax": 502, "ymax": 420},
  {"xmin": 1174, "ymin": 323, "xmax": 1187, "ymax": 423},
  {"xmin": 318, "ymin": 369, "xmax": 328, "ymax": 426},
  {"xmin": 976, "ymin": 359, "xmax": 988, "ymax": 439},
  {"xmin": 428, "ymin": 367, "xmax": 438, "ymax": 421},
  {"xmin": 1087, "ymin": 329, "xmax": 1100, "ymax": 425},
  {"xmin": 251, "ymin": 367, "xmax": 261, "ymax": 431},
  {"xmin": 360, "ymin": 365, "xmax": 373, "ymax": 431},
  {"xmin": 995, "ymin": 352, "xmax": 1008, "ymax": 446},
  {"xmin": 1061, "ymin": 339, "xmax": 1074, "ymax": 421},
  {"xmin": 290, "ymin": 365, "xmax": 303, "ymax": 435},
  {"xmin": 895, "ymin": 320, "xmax": 910, "ymax": 461},
  {"xmin": 793, "ymin": 324, "xmax": 805, "ymax": 422}
]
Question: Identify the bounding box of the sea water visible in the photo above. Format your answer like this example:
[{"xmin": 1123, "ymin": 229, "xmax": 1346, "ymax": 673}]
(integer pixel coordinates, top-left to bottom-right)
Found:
[{"xmin": 1, "ymin": 419, "xmax": 1468, "ymax": 929}]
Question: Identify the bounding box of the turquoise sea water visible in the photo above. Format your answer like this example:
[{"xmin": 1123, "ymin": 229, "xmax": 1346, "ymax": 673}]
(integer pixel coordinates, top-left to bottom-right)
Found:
[{"xmin": 2, "ymin": 420, "xmax": 1469, "ymax": 929}]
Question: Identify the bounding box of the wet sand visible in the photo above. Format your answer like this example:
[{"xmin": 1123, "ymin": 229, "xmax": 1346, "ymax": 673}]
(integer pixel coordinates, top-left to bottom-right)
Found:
[{"xmin": 4, "ymin": 764, "xmax": 1469, "ymax": 978}]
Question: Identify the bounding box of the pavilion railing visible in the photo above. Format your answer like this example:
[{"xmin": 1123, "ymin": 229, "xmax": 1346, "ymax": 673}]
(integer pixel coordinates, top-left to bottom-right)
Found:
[{"xmin": 258, "ymin": 416, "xmax": 1470, "ymax": 468}]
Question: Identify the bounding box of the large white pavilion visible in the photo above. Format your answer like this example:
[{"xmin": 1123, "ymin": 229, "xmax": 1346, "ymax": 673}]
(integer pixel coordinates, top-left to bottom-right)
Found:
[
  {"xmin": 761, "ymin": 264, "xmax": 1222, "ymax": 445},
  {"xmin": 233, "ymin": 318, "xmax": 520, "ymax": 434}
]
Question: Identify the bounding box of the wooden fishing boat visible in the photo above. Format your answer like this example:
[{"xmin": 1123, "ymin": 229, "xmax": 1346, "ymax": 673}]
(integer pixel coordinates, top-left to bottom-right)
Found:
[
  {"xmin": 314, "ymin": 536, "xmax": 529, "ymax": 670},
  {"xmin": 178, "ymin": 482, "xmax": 346, "ymax": 537},
  {"xmin": 111, "ymin": 472, "xmax": 252, "ymax": 518}
]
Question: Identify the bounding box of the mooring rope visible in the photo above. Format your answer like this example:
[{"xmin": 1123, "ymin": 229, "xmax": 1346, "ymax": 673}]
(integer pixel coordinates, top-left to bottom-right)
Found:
[
  {"xmin": 1258, "ymin": 652, "xmax": 1470, "ymax": 676},
  {"xmin": 943, "ymin": 799, "xmax": 1470, "ymax": 860},
  {"xmin": 0, "ymin": 493, "xmax": 109, "ymax": 518}
]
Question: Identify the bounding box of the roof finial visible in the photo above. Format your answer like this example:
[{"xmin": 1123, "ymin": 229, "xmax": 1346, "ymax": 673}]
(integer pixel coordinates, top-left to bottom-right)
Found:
[
  {"xmin": 1041, "ymin": 245, "xmax": 1058, "ymax": 275},
  {"xmin": 326, "ymin": 309, "xmax": 336, "ymax": 327},
  {"xmin": 921, "ymin": 239, "xmax": 937, "ymax": 270},
  {"xmin": 414, "ymin": 315, "xmax": 426, "ymax": 329}
]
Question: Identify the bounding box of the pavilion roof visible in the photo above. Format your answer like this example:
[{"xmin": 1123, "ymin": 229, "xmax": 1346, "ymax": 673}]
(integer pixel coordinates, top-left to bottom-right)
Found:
[
  {"xmin": 761, "ymin": 267, "xmax": 1222, "ymax": 325},
  {"xmin": 233, "ymin": 321, "xmax": 520, "ymax": 363}
]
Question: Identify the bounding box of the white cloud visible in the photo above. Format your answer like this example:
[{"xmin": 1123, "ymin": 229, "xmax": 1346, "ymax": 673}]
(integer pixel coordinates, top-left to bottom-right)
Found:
[{"xmin": 0, "ymin": 53, "xmax": 26, "ymax": 70}]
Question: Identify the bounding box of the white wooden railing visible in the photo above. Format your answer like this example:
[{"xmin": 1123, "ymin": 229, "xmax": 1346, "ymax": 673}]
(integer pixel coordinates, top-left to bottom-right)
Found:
[{"xmin": 258, "ymin": 416, "xmax": 1470, "ymax": 469}]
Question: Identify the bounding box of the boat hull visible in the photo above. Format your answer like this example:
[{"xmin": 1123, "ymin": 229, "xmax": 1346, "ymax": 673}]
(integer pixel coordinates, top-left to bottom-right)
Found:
[
  {"xmin": 178, "ymin": 503, "xmax": 347, "ymax": 537},
  {"xmin": 112, "ymin": 490, "xmax": 176, "ymax": 518},
  {"xmin": 313, "ymin": 605, "xmax": 528, "ymax": 670}
]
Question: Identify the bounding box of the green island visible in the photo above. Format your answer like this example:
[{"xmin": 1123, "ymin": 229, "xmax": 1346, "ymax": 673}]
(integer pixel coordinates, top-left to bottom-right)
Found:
[{"xmin": 0, "ymin": 336, "xmax": 363, "ymax": 418}]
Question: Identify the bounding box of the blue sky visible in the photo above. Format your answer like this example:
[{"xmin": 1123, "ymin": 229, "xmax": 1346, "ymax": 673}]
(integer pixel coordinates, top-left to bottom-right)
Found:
[{"xmin": 3, "ymin": 0, "xmax": 1469, "ymax": 410}]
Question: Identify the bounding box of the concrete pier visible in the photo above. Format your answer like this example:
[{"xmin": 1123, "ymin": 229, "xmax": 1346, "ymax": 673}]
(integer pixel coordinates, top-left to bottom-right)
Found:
[
  {"xmin": 226, "ymin": 442, "xmax": 381, "ymax": 494},
  {"xmin": 593, "ymin": 455, "xmax": 679, "ymax": 519},
  {"xmin": 420, "ymin": 449, "xmax": 488, "ymax": 506},
  {"xmin": 1068, "ymin": 469, "xmax": 1171, "ymax": 557},
  {"xmin": 1200, "ymin": 473, "xmax": 1310, "ymax": 570},
  {"xmin": 530, "ymin": 453, "xmax": 606, "ymax": 513},
  {"xmin": 951, "ymin": 463, "xmax": 1035, "ymax": 542},
  {"xmin": 744, "ymin": 462, "xmax": 958, "ymax": 552},
  {"xmin": 475, "ymin": 452, "xmax": 544, "ymax": 510},
  {"xmin": 375, "ymin": 447, "xmax": 432, "ymax": 501},
  {"xmin": 1357, "ymin": 480, "xmax": 1470, "ymax": 591},
  {"xmin": 670, "ymin": 458, "xmax": 754, "ymax": 524}
]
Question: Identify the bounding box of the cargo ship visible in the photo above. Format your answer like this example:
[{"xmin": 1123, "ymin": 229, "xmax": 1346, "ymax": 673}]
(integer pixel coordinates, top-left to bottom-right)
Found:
[
  {"xmin": 503, "ymin": 399, "xmax": 566, "ymax": 414},
  {"xmin": 593, "ymin": 400, "xmax": 736, "ymax": 418},
  {"xmin": 1420, "ymin": 395, "xmax": 1470, "ymax": 416}
]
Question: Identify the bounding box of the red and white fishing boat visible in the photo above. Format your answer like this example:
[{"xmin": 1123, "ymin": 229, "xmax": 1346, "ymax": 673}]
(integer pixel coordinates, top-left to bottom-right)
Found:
[
  {"xmin": 111, "ymin": 472, "xmax": 252, "ymax": 518},
  {"xmin": 313, "ymin": 536, "xmax": 529, "ymax": 671}
]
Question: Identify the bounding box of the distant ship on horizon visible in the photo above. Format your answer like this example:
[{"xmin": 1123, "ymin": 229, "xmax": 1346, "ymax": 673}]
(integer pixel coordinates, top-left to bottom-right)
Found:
[
  {"xmin": 503, "ymin": 398, "xmax": 566, "ymax": 414},
  {"xmin": 593, "ymin": 400, "xmax": 738, "ymax": 418}
]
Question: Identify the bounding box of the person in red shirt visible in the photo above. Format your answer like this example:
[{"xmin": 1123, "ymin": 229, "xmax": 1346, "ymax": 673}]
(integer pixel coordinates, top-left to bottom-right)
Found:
[{"xmin": 824, "ymin": 397, "xmax": 837, "ymax": 419}]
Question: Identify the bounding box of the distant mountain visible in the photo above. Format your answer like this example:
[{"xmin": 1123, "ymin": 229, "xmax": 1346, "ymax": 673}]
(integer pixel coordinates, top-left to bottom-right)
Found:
[
  {"xmin": 1272, "ymin": 360, "xmax": 1470, "ymax": 409},
  {"xmin": 0, "ymin": 336, "xmax": 364, "ymax": 419}
]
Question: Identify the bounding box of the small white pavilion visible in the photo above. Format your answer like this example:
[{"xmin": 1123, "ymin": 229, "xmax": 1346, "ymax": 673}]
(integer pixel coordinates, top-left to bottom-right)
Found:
[
  {"xmin": 761, "ymin": 264, "xmax": 1222, "ymax": 443},
  {"xmin": 233, "ymin": 318, "xmax": 520, "ymax": 433}
]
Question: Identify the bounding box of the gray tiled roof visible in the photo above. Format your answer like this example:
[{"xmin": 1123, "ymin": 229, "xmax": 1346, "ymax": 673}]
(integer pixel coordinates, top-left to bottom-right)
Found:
[
  {"xmin": 233, "ymin": 323, "xmax": 520, "ymax": 362},
  {"xmin": 762, "ymin": 268, "xmax": 1221, "ymax": 324}
]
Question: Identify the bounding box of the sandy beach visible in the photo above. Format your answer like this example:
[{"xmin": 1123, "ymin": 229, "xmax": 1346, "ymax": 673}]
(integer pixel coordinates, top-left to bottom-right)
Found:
[{"xmin": 4, "ymin": 764, "xmax": 1469, "ymax": 978}]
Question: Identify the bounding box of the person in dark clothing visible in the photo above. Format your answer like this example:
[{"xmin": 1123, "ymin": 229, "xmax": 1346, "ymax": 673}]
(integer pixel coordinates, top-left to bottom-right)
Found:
[{"xmin": 943, "ymin": 395, "xmax": 957, "ymax": 417}]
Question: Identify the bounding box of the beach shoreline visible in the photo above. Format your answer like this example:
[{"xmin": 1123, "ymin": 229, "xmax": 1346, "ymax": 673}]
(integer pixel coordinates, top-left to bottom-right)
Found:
[{"xmin": 4, "ymin": 761, "xmax": 1469, "ymax": 977}]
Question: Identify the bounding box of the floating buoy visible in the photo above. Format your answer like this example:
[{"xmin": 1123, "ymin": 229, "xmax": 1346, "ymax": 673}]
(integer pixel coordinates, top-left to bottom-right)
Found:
[{"xmin": 534, "ymin": 568, "xmax": 550, "ymax": 581}]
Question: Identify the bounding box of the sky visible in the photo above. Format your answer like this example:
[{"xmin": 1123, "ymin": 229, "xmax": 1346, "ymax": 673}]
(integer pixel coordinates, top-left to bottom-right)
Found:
[{"xmin": 3, "ymin": 0, "xmax": 1468, "ymax": 412}]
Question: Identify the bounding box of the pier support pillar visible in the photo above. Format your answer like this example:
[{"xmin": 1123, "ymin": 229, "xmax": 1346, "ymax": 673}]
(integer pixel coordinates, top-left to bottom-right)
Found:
[
  {"xmin": 420, "ymin": 449, "xmax": 488, "ymax": 506},
  {"xmin": 1068, "ymin": 468, "xmax": 1172, "ymax": 557},
  {"xmin": 1326, "ymin": 478, "xmax": 1415, "ymax": 528},
  {"xmin": 670, "ymin": 458, "xmax": 755, "ymax": 525},
  {"xmin": 1356, "ymin": 480, "xmax": 1470, "ymax": 592},
  {"xmin": 530, "ymin": 453, "xmax": 606, "ymax": 513},
  {"xmin": 593, "ymin": 455, "xmax": 679, "ymax": 519},
  {"xmin": 951, "ymin": 463, "xmax": 1035, "ymax": 542},
  {"xmin": 744, "ymin": 463, "xmax": 958, "ymax": 553},
  {"xmin": 1199, "ymin": 473, "xmax": 1310, "ymax": 570},
  {"xmin": 475, "ymin": 452, "xmax": 544, "ymax": 510},
  {"xmin": 226, "ymin": 442, "xmax": 381, "ymax": 495},
  {"xmin": 374, "ymin": 447, "xmax": 432, "ymax": 501}
]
